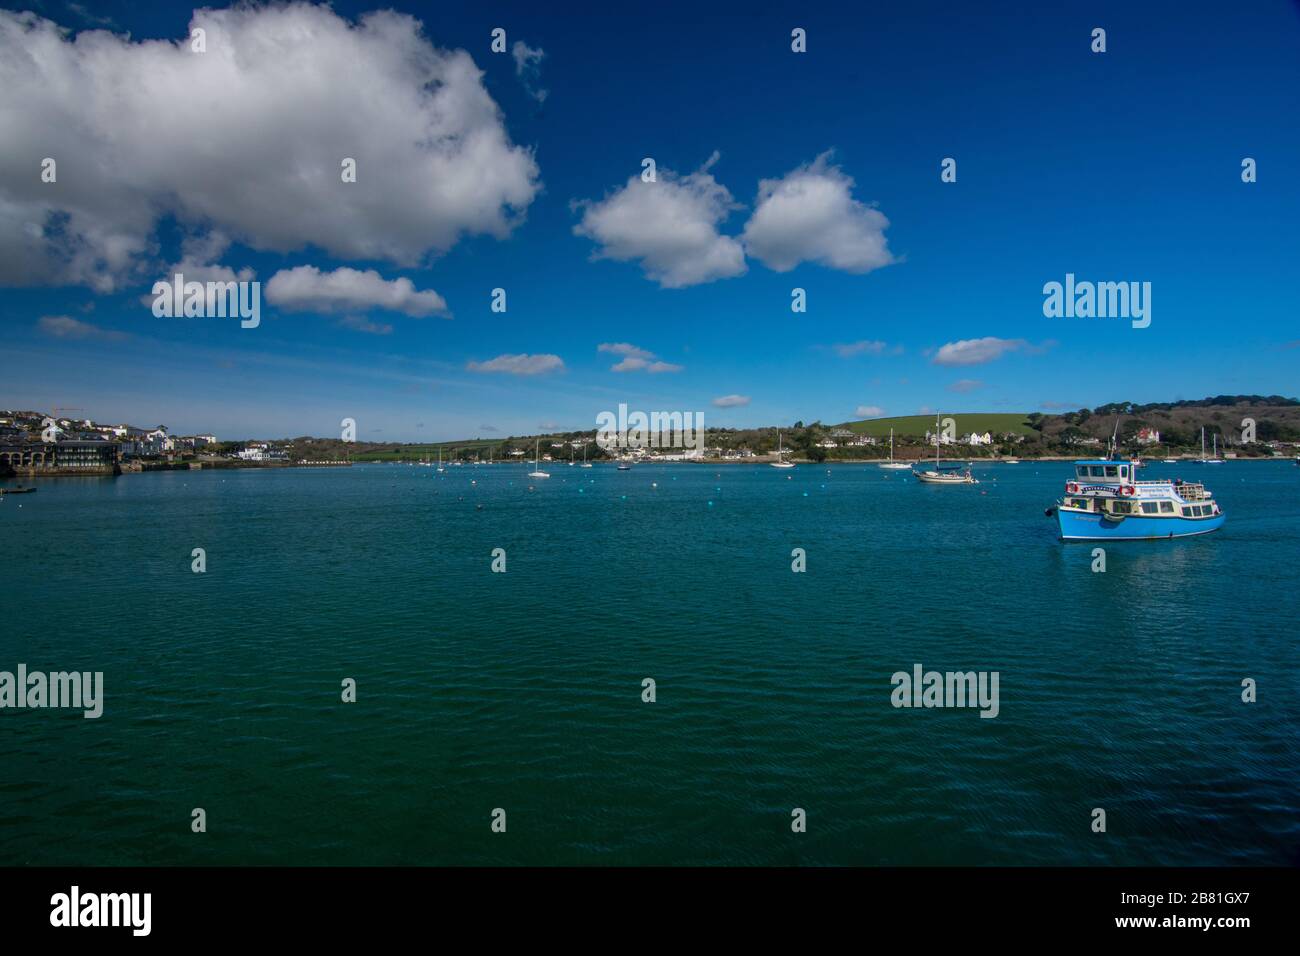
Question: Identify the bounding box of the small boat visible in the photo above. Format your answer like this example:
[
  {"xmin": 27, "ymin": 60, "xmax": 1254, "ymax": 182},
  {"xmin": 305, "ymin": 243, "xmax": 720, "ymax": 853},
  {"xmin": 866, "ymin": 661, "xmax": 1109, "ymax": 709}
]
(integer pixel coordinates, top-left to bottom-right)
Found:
[
  {"xmin": 581, "ymin": 444, "xmax": 592, "ymax": 468},
  {"xmin": 1051, "ymin": 458, "xmax": 1225, "ymax": 540},
  {"xmin": 913, "ymin": 414, "xmax": 977, "ymax": 484},
  {"xmin": 770, "ymin": 431, "xmax": 796, "ymax": 469},
  {"xmin": 0, "ymin": 486, "xmax": 37, "ymax": 495},
  {"xmin": 616, "ymin": 460, "xmax": 631, "ymax": 471},
  {"xmin": 1196, "ymin": 427, "xmax": 1224, "ymax": 464},
  {"xmin": 528, "ymin": 440, "xmax": 550, "ymax": 479},
  {"xmin": 1002, "ymin": 458, "xmax": 1021, "ymax": 465},
  {"xmin": 1163, "ymin": 459, "xmax": 1178, "ymax": 464},
  {"xmin": 436, "ymin": 447, "xmax": 445, "ymax": 473},
  {"xmin": 877, "ymin": 428, "xmax": 911, "ymax": 470},
  {"xmin": 914, "ymin": 466, "xmax": 978, "ymax": 484}
]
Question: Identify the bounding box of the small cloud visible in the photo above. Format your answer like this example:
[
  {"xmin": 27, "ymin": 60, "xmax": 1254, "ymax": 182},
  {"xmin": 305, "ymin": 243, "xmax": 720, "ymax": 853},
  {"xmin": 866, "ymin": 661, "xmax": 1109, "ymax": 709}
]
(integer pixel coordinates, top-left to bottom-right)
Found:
[
  {"xmin": 338, "ymin": 315, "xmax": 393, "ymax": 335},
  {"xmin": 511, "ymin": 41, "xmax": 548, "ymax": 103},
  {"xmin": 932, "ymin": 337, "xmax": 1050, "ymax": 367},
  {"xmin": 598, "ymin": 342, "xmax": 683, "ymax": 373},
  {"xmin": 947, "ymin": 379, "xmax": 984, "ymax": 393},
  {"xmin": 467, "ymin": 353, "xmax": 565, "ymax": 376},
  {"xmin": 37, "ymin": 315, "xmax": 127, "ymax": 341},
  {"xmin": 479, "ymin": 424, "xmax": 499, "ymax": 433},
  {"xmin": 854, "ymin": 405, "xmax": 885, "ymax": 418},
  {"xmin": 712, "ymin": 394, "xmax": 751, "ymax": 408},
  {"xmin": 265, "ymin": 266, "xmax": 449, "ymax": 318}
]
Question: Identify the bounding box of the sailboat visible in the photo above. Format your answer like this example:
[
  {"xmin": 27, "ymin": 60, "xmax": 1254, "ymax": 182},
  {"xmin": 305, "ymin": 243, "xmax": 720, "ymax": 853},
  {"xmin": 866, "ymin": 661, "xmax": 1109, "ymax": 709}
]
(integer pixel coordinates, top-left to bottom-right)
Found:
[
  {"xmin": 770, "ymin": 431, "xmax": 796, "ymax": 468},
  {"xmin": 581, "ymin": 442, "xmax": 592, "ymax": 468},
  {"xmin": 913, "ymin": 415, "xmax": 977, "ymax": 484},
  {"xmin": 436, "ymin": 446, "xmax": 444, "ymax": 473},
  {"xmin": 528, "ymin": 439, "xmax": 550, "ymax": 479},
  {"xmin": 1197, "ymin": 427, "xmax": 1223, "ymax": 464},
  {"xmin": 877, "ymin": 427, "xmax": 910, "ymax": 469},
  {"xmin": 568, "ymin": 444, "xmax": 575, "ymax": 466}
]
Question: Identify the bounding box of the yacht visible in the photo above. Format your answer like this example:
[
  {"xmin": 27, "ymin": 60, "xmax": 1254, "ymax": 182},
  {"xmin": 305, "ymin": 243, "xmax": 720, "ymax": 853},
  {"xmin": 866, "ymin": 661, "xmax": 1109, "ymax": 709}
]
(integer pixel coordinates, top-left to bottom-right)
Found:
[
  {"xmin": 770, "ymin": 431, "xmax": 796, "ymax": 469},
  {"xmin": 877, "ymin": 428, "xmax": 911, "ymax": 470},
  {"xmin": 913, "ymin": 415, "xmax": 977, "ymax": 484},
  {"xmin": 528, "ymin": 440, "xmax": 550, "ymax": 479}
]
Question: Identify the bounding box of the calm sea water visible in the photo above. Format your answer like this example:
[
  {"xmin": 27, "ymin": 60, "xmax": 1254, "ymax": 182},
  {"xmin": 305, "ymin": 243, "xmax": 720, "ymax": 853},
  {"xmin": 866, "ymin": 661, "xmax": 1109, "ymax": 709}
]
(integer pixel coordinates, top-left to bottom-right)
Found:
[{"xmin": 1, "ymin": 460, "xmax": 1297, "ymax": 866}]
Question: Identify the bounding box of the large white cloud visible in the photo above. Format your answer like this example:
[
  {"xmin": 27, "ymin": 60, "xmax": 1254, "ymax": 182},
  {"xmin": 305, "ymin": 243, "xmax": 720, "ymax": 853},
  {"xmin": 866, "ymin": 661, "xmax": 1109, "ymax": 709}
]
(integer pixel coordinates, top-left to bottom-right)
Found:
[
  {"xmin": 0, "ymin": 5, "xmax": 540, "ymax": 292},
  {"xmin": 265, "ymin": 266, "xmax": 448, "ymax": 317},
  {"xmin": 573, "ymin": 154, "xmax": 746, "ymax": 289},
  {"xmin": 741, "ymin": 154, "xmax": 895, "ymax": 274}
]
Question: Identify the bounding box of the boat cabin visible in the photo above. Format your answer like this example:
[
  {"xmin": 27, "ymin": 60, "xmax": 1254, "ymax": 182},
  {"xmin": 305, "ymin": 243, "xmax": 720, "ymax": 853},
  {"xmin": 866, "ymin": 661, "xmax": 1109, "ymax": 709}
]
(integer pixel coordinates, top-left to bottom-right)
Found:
[{"xmin": 1072, "ymin": 460, "xmax": 1135, "ymax": 484}]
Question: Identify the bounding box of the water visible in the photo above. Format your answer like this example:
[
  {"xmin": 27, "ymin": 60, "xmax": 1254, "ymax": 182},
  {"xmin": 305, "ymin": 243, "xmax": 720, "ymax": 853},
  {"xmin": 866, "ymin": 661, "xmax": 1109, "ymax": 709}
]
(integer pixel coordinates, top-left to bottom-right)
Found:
[{"xmin": 1, "ymin": 460, "xmax": 1297, "ymax": 865}]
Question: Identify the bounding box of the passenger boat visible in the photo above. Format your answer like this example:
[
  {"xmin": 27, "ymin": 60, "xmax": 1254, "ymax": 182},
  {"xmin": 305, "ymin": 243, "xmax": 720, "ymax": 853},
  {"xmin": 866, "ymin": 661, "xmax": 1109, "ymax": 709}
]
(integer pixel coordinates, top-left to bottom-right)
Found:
[{"xmin": 1050, "ymin": 459, "xmax": 1225, "ymax": 540}]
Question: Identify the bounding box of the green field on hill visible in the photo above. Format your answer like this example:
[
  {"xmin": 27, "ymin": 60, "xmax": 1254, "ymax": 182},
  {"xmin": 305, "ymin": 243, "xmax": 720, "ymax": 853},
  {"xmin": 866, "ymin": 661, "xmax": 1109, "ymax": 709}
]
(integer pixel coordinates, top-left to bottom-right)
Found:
[
  {"xmin": 834, "ymin": 413, "xmax": 1036, "ymax": 438},
  {"xmin": 351, "ymin": 439, "xmax": 507, "ymax": 461}
]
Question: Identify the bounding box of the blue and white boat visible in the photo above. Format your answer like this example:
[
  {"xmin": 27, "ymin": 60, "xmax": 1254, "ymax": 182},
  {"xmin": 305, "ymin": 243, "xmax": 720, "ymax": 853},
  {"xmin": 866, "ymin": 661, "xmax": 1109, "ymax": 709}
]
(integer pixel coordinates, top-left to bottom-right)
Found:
[{"xmin": 1050, "ymin": 459, "xmax": 1225, "ymax": 540}]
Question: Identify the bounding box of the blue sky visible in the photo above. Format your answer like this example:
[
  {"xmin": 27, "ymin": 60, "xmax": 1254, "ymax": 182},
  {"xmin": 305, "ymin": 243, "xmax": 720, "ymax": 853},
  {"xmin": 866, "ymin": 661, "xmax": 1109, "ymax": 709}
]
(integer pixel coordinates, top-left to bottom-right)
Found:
[{"xmin": 1, "ymin": 0, "xmax": 1297, "ymax": 440}]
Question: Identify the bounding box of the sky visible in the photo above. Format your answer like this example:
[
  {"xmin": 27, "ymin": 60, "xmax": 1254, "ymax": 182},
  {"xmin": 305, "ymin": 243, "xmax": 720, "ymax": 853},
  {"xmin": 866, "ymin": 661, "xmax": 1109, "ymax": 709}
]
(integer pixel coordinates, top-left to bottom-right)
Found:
[{"xmin": 1, "ymin": 0, "xmax": 1297, "ymax": 441}]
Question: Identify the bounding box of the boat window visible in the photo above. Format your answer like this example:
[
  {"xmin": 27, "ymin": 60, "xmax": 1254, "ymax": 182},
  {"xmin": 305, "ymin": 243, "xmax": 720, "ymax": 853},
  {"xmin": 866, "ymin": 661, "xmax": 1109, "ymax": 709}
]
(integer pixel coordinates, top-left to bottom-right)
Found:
[
  {"xmin": 1141, "ymin": 502, "xmax": 1159, "ymax": 514},
  {"xmin": 1072, "ymin": 498, "xmax": 1089, "ymax": 509},
  {"xmin": 1076, "ymin": 466, "xmax": 1087, "ymax": 478},
  {"xmin": 1119, "ymin": 466, "xmax": 1129, "ymax": 479},
  {"xmin": 1159, "ymin": 502, "xmax": 1174, "ymax": 513},
  {"xmin": 1182, "ymin": 506, "xmax": 1193, "ymax": 517},
  {"xmin": 1104, "ymin": 466, "xmax": 1119, "ymax": 477}
]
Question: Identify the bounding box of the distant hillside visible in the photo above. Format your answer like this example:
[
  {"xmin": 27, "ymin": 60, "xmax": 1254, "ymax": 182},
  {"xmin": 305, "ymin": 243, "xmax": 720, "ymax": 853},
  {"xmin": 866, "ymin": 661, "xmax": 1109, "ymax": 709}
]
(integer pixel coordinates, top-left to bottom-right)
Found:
[
  {"xmin": 1035, "ymin": 396, "xmax": 1300, "ymax": 446},
  {"xmin": 833, "ymin": 413, "xmax": 1036, "ymax": 438}
]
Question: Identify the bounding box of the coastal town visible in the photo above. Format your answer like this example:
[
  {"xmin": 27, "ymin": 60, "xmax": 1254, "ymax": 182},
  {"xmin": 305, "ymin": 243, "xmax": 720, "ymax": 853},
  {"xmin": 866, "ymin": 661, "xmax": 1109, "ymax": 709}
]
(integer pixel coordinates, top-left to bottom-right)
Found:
[{"xmin": 3, "ymin": 397, "xmax": 1299, "ymax": 478}]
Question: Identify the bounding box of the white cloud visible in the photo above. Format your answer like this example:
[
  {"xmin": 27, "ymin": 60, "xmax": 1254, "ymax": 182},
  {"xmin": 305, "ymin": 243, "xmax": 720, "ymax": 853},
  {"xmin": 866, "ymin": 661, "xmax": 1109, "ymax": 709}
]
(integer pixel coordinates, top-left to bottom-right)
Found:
[
  {"xmin": 947, "ymin": 378, "xmax": 984, "ymax": 393},
  {"xmin": 932, "ymin": 337, "xmax": 1038, "ymax": 366},
  {"xmin": 0, "ymin": 6, "xmax": 540, "ymax": 292},
  {"xmin": 573, "ymin": 154, "xmax": 746, "ymax": 288},
  {"xmin": 712, "ymin": 394, "xmax": 750, "ymax": 408},
  {"xmin": 37, "ymin": 314, "xmax": 127, "ymax": 341},
  {"xmin": 265, "ymin": 266, "xmax": 448, "ymax": 317},
  {"xmin": 741, "ymin": 153, "xmax": 896, "ymax": 274},
  {"xmin": 466, "ymin": 353, "xmax": 564, "ymax": 375},
  {"xmin": 597, "ymin": 342, "xmax": 682, "ymax": 373},
  {"xmin": 854, "ymin": 405, "xmax": 885, "ymax": 418},
  {"xmin": 511, "ymin": 40, "xmax": 547, "ymax": 102}
]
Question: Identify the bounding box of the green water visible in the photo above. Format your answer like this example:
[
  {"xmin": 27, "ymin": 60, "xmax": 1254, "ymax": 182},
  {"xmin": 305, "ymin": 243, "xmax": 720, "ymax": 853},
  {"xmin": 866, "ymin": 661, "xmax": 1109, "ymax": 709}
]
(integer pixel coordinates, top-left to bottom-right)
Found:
[{"xmin": 1, "ymin": 461, "xmax": 1296, "ymax": 865}]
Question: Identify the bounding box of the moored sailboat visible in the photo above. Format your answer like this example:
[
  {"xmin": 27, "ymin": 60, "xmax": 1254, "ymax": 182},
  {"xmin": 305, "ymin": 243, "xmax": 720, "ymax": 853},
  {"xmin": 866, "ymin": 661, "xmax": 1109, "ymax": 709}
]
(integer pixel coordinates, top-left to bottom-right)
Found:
[{"xmin": 877, "ymin": 428, "xmax": 911, "ymax": 470}]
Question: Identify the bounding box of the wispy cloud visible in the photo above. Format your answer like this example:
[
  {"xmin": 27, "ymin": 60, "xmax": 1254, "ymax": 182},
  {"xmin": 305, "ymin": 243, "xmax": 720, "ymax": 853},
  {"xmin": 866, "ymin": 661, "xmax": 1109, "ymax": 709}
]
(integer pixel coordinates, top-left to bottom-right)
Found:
[
  {"xmin": 947, "ymin": 378, "xmax": 984, "ymax": 393},
  {"xmin": 511, "ymin": 40, "xmax": 548, "ymax": 103},
  {"xmin": 37, "ymin": 315, "xmax": 128, "ymax": 341},
  {"xmin": 854, "ymin": 405, "xmax": 885, "ymax": 418},
  {"xmin": 830, "ymin": 340, "xmax": 900, "ymax": 358},
  {"xmin": 467, "ymin": 353, "xmax": 565, "ymax": 376},
  {"xmin": 712, "ymin": 394, "xmax": 751, "ymax": 407}
]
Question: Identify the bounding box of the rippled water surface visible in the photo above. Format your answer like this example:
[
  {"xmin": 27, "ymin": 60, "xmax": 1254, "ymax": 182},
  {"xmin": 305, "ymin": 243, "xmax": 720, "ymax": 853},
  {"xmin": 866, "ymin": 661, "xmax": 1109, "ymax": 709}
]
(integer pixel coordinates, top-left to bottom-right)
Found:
[{"xmin": 1, "ymin": 460, "xmax": 1297, "ymax": 865}]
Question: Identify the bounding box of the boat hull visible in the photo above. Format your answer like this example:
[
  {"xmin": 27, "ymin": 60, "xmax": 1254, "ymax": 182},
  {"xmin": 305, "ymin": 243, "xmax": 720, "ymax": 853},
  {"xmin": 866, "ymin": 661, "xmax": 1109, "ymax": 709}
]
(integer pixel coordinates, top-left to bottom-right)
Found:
[{"xmin": 1055, "ymin": 508, "xmax": 1225, "ymax": 541}]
